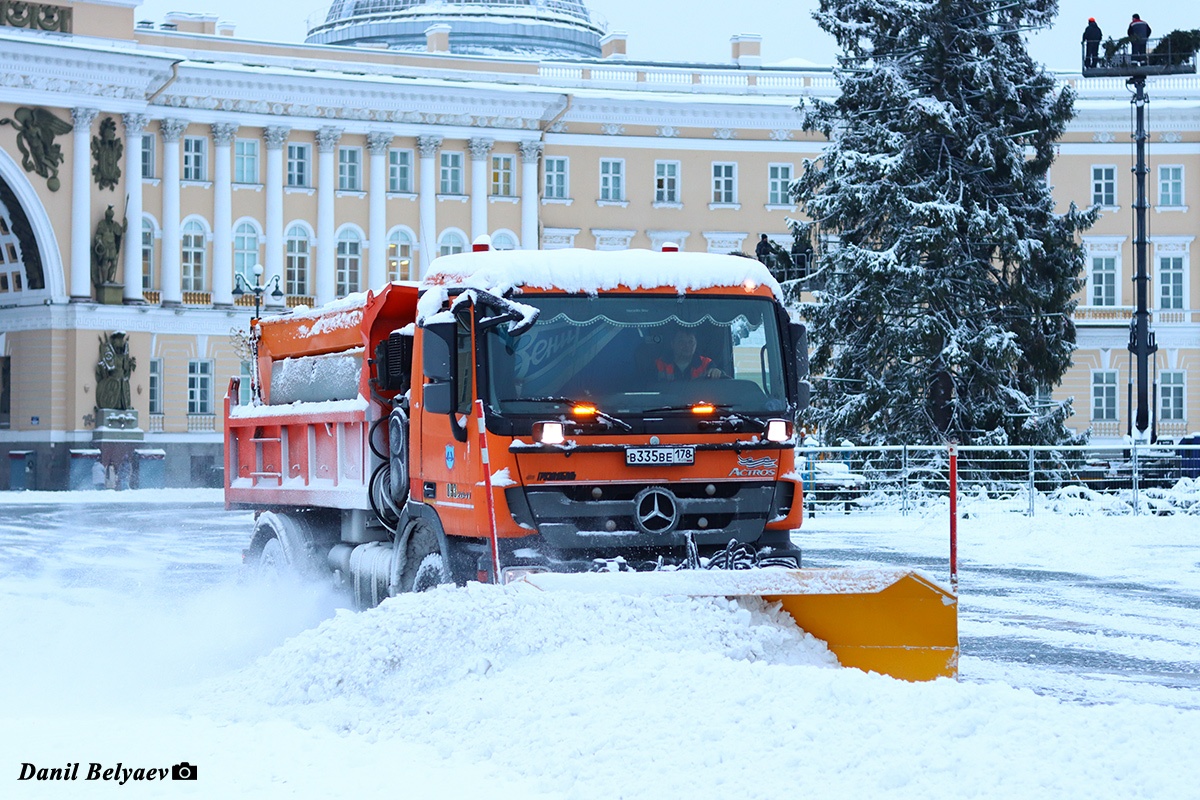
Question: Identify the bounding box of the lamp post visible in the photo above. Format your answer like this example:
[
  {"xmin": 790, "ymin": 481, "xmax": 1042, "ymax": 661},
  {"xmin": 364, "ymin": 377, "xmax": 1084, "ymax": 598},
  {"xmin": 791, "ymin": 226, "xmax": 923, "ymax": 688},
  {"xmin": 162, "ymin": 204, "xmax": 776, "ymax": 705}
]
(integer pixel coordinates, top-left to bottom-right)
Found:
[{"xmin": 232, "ymin": 263, "xmax": 284, "ymax": 320}]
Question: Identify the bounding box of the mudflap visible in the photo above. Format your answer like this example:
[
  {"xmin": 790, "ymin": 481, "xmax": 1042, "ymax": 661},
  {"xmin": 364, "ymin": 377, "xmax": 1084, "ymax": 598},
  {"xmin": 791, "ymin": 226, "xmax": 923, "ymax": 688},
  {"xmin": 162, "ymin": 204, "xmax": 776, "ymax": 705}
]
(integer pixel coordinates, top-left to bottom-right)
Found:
[{"xmin": 518, "ymin": 568, "xmax": 958, "ymax": 682}]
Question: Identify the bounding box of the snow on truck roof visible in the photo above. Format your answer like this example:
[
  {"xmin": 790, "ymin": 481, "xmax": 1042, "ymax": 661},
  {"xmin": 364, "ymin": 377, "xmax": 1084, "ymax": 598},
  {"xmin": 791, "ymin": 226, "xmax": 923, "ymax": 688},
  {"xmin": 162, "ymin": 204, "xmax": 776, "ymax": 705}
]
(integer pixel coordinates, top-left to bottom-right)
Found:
[
  {"xmin": 424, "ymin": 248, "xmax": 784, "ymax": 299},
  {"xmin": 266, "ymin": 249, "xmax": 786, "ymax": 335}
]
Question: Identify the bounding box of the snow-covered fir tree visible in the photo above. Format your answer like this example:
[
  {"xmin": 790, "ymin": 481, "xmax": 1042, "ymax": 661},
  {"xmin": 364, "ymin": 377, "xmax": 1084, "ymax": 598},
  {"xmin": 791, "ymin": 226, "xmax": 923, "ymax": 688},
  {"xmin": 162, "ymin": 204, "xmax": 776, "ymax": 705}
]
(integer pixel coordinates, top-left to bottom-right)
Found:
[{"xmin": 794, "ymin": 0, "xmax": 1097, "ymax": 446}]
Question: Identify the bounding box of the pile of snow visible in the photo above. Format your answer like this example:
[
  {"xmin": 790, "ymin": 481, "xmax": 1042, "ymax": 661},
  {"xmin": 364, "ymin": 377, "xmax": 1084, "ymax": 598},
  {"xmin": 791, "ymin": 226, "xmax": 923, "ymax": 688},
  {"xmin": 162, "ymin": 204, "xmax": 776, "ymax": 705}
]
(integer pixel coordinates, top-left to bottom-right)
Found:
[
  {"xmin": 190, "ymin": 581, "xmax": 1200, "ymax": 799},
  {"xmin": 202, "ymin": 583, "xmax": 837, "ymax": 733}
]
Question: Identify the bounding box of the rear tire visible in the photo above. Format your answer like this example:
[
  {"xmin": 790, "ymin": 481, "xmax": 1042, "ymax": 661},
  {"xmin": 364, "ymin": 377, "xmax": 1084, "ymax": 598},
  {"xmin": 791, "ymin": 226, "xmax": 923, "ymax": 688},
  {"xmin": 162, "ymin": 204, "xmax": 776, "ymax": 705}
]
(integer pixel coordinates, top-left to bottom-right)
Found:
[{"xmin": 247, "ymin": 512, "xmax": 328, "ymax": 581}]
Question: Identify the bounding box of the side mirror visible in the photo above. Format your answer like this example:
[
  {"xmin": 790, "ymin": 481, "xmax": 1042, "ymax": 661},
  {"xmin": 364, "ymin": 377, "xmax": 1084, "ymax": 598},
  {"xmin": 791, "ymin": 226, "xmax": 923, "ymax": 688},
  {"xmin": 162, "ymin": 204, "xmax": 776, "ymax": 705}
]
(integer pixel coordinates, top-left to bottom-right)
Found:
[
  {"xmin": 423, "ymin": 320, "xmax": 456, "ymax": 382},
  {"xmin": 422, "ymin": 320, "xmax": 457, "ymax": 415},
  {"xmin": 789, "ymin": 322, "xmax": 809, "ymax": 379}
]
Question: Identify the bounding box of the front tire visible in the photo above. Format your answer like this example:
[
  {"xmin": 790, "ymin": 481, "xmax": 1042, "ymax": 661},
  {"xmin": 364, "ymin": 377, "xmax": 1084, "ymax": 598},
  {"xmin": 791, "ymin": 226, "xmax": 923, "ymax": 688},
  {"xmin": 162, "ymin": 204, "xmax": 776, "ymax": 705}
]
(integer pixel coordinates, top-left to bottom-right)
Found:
[{"xmin": 393, "ymin": 519, "xmax": 451, "ymax": 593}]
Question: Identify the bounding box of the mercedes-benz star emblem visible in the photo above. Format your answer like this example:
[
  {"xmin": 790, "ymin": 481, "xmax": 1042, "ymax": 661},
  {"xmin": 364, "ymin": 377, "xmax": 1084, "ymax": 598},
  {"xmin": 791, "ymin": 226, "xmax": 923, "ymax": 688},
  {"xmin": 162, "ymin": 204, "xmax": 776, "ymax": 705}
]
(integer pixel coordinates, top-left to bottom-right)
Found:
[{"xmin": 633, "ymin": 487, "xmax": 679, "ymax": 535}]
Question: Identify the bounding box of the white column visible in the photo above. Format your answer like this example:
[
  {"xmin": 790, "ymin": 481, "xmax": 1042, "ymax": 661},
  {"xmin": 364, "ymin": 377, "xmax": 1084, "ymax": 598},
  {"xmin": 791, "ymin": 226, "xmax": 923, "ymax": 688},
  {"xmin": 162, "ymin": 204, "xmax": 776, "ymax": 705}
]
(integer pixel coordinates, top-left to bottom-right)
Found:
[
  {"xmin": 417, "ymin": 135, "xmax": 442, "ymax": 276},
  {"xmin": 159, "ymin": 118, "xmax": 187, "ymax": 306},
  {"xmin": 468, "ymin": 137, "xmax": 493, "ymax": 242},
  {"xmin": 70, "ymin": 107, "xmax": 98, "ymax": 301},
  {"xmin": 315, "ymin": 126, "xmax": 342, "ymax": 305},
  {"xmin": 519, "ymin": 140, "xmax": 543, "ymax": 251},
  {"xmin": 367, "ymin": 131, "xmax": 391, "ymax": 291},
  {"xmin": 121, "ymin": 114, "xmax": 149, "ymax": 303},
  {"xmin": 263, "ymin": 126, "xmax": 289, "ymax": 306},
  {"xmin": 211, "ymin": 122, "xmax": 237, "ymax": 307}
]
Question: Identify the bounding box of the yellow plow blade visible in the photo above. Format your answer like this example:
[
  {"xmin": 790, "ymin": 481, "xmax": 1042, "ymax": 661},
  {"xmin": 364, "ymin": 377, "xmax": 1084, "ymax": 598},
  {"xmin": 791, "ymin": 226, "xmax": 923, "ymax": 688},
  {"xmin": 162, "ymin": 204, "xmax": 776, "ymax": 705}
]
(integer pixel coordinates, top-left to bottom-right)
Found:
[{"xmin": 520, "ymin": 568, "xmax": 958, "ymax": 682}]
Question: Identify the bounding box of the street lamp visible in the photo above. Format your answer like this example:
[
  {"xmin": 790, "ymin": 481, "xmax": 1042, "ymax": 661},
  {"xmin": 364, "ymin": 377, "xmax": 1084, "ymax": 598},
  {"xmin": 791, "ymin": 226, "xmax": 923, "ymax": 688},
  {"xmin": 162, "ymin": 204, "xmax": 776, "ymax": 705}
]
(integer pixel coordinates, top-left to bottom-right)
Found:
[{"xmin": 232, "ymin": 263, "xmax": 284, "ymax": 320}]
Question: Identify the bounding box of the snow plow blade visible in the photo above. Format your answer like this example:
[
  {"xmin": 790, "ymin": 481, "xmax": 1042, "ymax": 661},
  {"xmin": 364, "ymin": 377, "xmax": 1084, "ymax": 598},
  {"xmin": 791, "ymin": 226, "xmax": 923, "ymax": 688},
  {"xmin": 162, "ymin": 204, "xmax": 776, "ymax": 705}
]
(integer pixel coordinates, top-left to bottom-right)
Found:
[{"xmin": 520, "ymin": 568, "xmax": 958, "ymax": 682}]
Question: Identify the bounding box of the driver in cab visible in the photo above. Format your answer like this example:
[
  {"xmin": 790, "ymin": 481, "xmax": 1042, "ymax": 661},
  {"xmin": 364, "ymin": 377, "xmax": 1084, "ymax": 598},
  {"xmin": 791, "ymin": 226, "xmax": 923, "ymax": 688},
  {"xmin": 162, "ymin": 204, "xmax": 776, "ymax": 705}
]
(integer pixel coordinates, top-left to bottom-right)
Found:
[{"xmin": 655, "ymin": 327, "xmax": 726, "ymax": 381}]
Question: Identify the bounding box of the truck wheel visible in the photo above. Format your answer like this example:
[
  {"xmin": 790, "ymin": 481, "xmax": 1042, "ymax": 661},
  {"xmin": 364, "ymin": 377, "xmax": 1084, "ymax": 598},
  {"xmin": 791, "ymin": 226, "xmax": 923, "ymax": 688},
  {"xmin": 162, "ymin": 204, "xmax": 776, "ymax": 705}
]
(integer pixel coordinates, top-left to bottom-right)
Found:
[
  {"xmin": 412, "ymin": 553, "xmax": 449, "ymax": 592},
  {"xmin": 248, "ymin": 512, "xmax": 325, "ymax": 581},
  {"xmin": 396, "ymin": 519, "xmax": 449, "ymax": 592}
]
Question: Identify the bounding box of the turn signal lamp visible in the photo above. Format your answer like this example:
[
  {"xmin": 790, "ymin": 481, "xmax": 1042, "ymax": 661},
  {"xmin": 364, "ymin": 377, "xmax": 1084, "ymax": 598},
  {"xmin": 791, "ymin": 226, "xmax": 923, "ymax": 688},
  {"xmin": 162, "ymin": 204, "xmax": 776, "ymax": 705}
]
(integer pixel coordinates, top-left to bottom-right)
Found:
[
  {"xmin": 572, "ymin": 404, "xmax": 598, "ymax": 417},
  {"xmin": 691, "ymin": 403, "xmax": 716, "ymax": 415},
  {"xmin": 533, "ymin": 421, "xmax": 565, "ymax": 445},
  {"xmin": 766, "ymin": 418, "xmax": 791, "ymax": 443}
]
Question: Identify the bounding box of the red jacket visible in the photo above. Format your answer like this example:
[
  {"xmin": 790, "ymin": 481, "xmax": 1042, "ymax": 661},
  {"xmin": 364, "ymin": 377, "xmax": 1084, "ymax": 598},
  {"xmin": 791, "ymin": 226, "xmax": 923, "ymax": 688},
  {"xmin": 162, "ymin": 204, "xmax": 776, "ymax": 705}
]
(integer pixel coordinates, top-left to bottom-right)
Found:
[{"xmin": 655, "ymin": 355, "xmax": 713, "ymax": 379}]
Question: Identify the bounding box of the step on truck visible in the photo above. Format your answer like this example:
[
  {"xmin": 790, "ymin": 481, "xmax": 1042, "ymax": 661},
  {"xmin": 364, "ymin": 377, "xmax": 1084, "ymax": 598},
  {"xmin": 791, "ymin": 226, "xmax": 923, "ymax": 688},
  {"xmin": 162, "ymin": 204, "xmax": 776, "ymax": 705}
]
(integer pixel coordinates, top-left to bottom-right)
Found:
[{"xmin": 225, "ymin": 248, "xmax": 958, "ymax": 681}]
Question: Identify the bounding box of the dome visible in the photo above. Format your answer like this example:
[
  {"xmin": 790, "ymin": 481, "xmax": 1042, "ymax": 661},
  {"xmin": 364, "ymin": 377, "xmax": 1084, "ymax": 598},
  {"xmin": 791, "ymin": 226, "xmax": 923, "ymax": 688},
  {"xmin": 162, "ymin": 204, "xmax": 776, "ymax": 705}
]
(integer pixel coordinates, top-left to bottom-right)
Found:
[{"xmin": 306, "ymin": 0, "xmax": 606, "ymax": 59}]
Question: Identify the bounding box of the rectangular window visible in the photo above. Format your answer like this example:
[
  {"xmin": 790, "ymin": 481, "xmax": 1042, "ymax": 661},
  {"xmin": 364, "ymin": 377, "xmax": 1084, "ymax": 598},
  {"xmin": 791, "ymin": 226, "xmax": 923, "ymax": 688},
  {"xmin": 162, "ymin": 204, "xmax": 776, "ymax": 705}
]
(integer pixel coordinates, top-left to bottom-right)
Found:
[
  {"xmin": 141, "ymin": 221, "xmax": 154, "ymax": 291},
  {"xmin": 1159, "ymin": 255, "xmax": 1185, "ymax": 310},
  {"xmin": 182, "ymin": 136, "xmax": 207, "ymax": 182},
  {"xmin": 440, "ymin": 152, "xmax": 463, "ymax": 194},
  {"xmin": 338, "ymin": 147, "xmax": 362, "ymax": 191},
  {"xmin": 768, "ymin": 164, "xmax": 793, "ymax": 205},
  {"xmin": 1160, "ymin": 371, "xmax": 1185, "ymax": 421},
  {"xmin": 0, "ymin": 355, "xmax": 10, "ymax": 428},
  {"xmin": 1159, "ymin": 165, "xmax": 1184, "ymax": 206},
  {"xmin": 1091, "ymin": 256, "xmax": 1117, "ymax": 306},
  {"xmin": 188, "ymin": 360, "xmax": 213, "ymax": 415},
  {"xmin": 544, "ymin": 156, "xmax": 568, "ymax": 199},
  {"xmin": 388, "ymin": 149, "xmax": 413, "ymax": 193},
  {"xmin": 491, "ymin": 154, "xmax": 514, "ymax": 197},
  {"xmin": 655, "ymin": 161, "xmax": 679, "ymax": 203},
  {"xmin": 1092, "ymin": 370, "xmax": 1118, "ymax": 421},
  {"xmin": 1092, "ymin": 165, "xmax": 1116, "ymax": 207},
  {"xmin": 600, "ymin": 159, "xmax": 624, "ymax": 201},
  {"xmin": 234, "ymin": 139, "xmax": 259, "ymax": 184},
  {"xmin": 287, "ymin": 143, "xmax": 310, "ymax": 187},
  {"xmin": 712, "ymin": 162, "xmax": 737, "ymax": 203},
  {"xmin": 141, "ymin": 134, "xmax": 155, "ymax": 180},
  {"xmin": 148, "ymin": 359, "xmax": 163, "ymax": 415}
]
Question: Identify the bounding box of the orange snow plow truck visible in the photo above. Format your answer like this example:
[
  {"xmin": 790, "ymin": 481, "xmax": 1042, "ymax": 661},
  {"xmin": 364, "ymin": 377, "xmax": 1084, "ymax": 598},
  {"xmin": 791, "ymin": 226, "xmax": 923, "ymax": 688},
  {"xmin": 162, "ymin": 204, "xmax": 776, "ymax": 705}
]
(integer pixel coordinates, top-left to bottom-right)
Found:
[{"xmin": 225, "ymin": 249, "xmax": 957, "ymax": 681}]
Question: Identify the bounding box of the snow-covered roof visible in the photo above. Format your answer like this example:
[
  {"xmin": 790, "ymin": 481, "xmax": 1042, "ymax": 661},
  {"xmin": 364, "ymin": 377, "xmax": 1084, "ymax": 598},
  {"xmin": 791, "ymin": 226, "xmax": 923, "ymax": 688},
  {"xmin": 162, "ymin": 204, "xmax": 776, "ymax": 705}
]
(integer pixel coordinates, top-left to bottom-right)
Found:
[{"xmin": 421, "ymin": 248, "xmax": 784, "ymax": 300}]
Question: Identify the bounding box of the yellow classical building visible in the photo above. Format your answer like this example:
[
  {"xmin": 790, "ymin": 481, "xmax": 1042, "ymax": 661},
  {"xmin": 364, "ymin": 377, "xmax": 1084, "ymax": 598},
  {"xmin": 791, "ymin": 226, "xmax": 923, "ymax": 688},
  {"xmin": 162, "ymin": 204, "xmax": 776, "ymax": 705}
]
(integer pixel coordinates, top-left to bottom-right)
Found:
[{"xmin": 0, "ymin": 0, "xmax": 1196, "ymax": 488}]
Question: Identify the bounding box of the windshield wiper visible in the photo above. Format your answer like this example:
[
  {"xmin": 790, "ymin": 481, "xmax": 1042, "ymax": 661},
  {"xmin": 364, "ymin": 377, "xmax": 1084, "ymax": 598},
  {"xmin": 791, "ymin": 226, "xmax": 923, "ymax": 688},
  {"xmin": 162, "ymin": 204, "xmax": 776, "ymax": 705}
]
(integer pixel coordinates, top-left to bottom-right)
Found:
[
  {"xmin": 643, "ymin": 403, "xmax": 758, "ymax": 429},
  {"xmin": 498, "ymin": 397, "xmax": 633, "ymax": 431}
]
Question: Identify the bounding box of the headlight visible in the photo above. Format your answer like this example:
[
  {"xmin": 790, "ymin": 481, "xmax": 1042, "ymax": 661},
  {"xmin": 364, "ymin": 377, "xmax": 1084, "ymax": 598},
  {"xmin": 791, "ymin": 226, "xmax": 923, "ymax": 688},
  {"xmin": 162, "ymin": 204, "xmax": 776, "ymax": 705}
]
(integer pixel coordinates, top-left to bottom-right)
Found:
[
  {"xmin": 533, "ymin": 421, "xmax": 565, "ymax": 445},
  {"xmin": 765, "ymin": 418, "xmax": 791, "ymax": 442}
]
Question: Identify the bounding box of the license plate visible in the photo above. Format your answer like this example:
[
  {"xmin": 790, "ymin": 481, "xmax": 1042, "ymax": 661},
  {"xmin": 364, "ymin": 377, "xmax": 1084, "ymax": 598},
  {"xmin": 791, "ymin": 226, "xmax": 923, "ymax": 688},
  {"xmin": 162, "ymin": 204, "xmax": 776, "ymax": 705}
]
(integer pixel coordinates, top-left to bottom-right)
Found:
[{"xmin": 625, "ymin": 446, "xmax": 695, "ymax": 466}]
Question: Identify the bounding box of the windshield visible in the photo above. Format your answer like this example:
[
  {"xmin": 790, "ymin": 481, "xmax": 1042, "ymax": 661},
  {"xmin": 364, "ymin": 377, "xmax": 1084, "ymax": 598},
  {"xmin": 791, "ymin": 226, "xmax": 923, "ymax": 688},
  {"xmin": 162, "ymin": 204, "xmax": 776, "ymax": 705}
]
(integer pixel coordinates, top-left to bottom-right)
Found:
[{"xmin": 483, "ymin": 294, "xmax": 790, "ymax": 417}]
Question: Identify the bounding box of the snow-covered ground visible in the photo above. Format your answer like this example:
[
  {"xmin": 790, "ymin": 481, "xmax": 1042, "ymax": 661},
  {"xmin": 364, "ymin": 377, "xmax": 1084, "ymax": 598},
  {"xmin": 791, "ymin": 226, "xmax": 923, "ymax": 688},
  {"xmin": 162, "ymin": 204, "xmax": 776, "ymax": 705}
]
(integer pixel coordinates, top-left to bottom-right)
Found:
[{"xmin": 2, "ymin": 489, "xmax": 1198, "ymax": 798}]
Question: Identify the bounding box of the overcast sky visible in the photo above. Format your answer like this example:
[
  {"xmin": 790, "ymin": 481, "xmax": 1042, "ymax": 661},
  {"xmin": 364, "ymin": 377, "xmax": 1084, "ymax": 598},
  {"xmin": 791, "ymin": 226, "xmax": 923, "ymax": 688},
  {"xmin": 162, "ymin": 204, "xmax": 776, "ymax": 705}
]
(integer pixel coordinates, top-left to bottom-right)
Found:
[{"xmin": 132, "ymin": 0, "xmax": 1188, "ymax": 72}]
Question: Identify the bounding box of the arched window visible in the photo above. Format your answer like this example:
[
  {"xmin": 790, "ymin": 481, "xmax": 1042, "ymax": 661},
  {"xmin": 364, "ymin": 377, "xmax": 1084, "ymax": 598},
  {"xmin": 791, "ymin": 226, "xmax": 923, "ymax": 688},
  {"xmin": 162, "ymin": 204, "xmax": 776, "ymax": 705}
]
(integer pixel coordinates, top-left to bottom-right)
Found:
[
  {"xmin": 438, "ymin": 230, "xmax": 465, "ymax": 258},
  {"xmin": 233, "ymin": 223, "xmax": 259, "ymax": 284},
  {"xmin": 181, "ymin": 220, "xmax": 206, "ymax": 292},
  {"xmin": 285, "ymin": 225, "xmax": 310, "ymax": 297},
  {"xmin": 387, "ymin": 229, "xmax": 414, "ymax": 281},
  {"xmin": 491, "ymin": 231, "xmax": 518, "ymax": 251},
  {"xmin": 141, "ymin": 217, "xmax": 155, "ymax": 291},
  {"xmin": 336, "ymin": 229, "xmax": 361, "ymax": 296}
]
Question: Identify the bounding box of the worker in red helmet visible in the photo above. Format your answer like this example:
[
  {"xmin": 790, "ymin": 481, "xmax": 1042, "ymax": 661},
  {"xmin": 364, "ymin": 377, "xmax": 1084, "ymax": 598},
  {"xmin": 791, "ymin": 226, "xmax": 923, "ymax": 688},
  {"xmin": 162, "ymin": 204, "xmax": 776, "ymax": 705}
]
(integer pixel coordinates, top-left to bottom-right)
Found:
[{"xmin": 1082, "ymin": 17, "xmax": 1102, "ymax": 68}]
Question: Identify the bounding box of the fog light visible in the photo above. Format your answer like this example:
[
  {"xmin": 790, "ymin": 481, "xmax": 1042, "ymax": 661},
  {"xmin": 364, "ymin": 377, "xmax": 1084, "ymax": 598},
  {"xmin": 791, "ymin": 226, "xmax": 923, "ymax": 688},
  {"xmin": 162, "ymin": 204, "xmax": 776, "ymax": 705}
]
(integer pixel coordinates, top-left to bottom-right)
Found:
[
  {"xmin": 765, "ymin": 418, "xmax": 790, "ymax": 443},
  {"xmin": 501, "ymin": 566, "xmax": 548, "ymax": 584},
  {"xmin": 533, "ymin": 421, "xmax": 565, "ymax": 445}
]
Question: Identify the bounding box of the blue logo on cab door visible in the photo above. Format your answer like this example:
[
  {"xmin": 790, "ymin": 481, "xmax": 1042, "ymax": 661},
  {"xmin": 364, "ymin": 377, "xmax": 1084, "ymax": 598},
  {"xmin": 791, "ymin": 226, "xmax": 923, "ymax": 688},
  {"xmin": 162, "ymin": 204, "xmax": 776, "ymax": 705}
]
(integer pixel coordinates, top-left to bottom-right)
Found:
[{"xmin": 445, "ymin": 444, "xmax": 455, "ymax": 470}]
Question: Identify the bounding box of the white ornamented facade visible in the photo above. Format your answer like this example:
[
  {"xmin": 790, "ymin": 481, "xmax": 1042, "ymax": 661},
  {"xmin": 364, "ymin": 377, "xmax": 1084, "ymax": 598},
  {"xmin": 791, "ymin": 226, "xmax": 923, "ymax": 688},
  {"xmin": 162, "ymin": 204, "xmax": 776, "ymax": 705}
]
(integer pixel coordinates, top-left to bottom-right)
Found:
[{"xmin": 0, "ymin": 1, "xmax": 1198, "ymax": 487}]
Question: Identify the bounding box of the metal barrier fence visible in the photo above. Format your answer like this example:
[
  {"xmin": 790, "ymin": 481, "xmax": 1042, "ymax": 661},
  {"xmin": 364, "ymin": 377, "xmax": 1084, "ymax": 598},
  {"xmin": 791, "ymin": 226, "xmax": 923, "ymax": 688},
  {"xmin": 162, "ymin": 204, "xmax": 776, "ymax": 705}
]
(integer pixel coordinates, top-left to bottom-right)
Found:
[{"xmin": 796, "ymin": 443, "xmax": 1200, "ymax": 517}]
